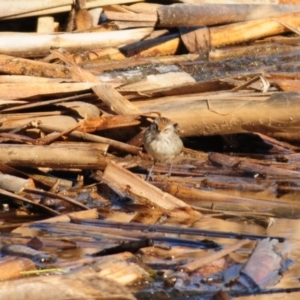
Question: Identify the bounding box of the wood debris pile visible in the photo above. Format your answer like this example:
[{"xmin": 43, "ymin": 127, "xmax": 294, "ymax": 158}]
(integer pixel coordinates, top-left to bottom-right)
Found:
[{"xmin": 1, "ymin": 1, "xmax": 300, "ymax": 299}]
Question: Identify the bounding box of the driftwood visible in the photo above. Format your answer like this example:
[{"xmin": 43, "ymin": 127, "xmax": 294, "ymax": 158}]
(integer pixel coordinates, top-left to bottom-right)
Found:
[
  {"xmin": 136, "ymin": 92, "xmax": 300, "ymax": 137},
  {"xmin": 0, "ymin": 54, "xmax": 72, "ymax": 78},
  {"xmin": 102, "ymin": 161, "xmax": 202, "ymax": 223},
  {"xmin": 0, "ymin": 274, "xmax": 136, "ymax": 300},
  {"xmin": 0, "ymin": 144, "xmax": 109, "ymax": 169},
  {"xmin": 157, "ymin": 4, "xmax": 300, "ymax": 27},
  {"xmin": 0, "ymin": 0, "xmax": 141, "ymax": 19},
  {"xmin": 0, "ymin": 28, "xmax": 152, "ymax": 57},
  {"xmin": 1, "ymin": 1, "xmax": 300, "ymax": 299}
]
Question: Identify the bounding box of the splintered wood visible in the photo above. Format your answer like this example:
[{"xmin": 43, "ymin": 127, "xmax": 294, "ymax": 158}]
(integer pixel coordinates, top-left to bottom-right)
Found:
[{"xmin": 1, "ymin": 1, "xmax": 300, "ymax": 300}]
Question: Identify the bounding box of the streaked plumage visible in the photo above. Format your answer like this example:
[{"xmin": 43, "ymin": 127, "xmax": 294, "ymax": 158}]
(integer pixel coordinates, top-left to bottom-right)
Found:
[{"xmin": 143, "ymin": 117, "xmax": 183, "ymax": 180}]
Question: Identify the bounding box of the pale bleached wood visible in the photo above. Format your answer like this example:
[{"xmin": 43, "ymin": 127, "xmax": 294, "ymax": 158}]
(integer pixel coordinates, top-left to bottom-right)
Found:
[
  {"xmin": 103, "ymin": 162, "xmax": 190, "ymax": 210},
  {"xmin": 0, "ymin": 174, "xmax": 34, "ymax": 193},
  {"xmin": 0, "ymin": 0, "xmax": 69, "ymax": 18},
  {"xmin": 0, "ymin": 0, "xmax": 143, "ymax": 19},
  {"xmin": 0, "ymin": 257, "xmax": 36, "ymax": 281},
  {"xmin": 210, "ymin": 10, "xmax": 300, "ymax": 48},
  {"xmin": 182, "ymin": 0, "xmax": 280, "ymax": 3},
  {"xmin": 0, "ymin": 75, "xmax": 73, "ymax": 83},
  {"xmin": 102, "ymin": 162, "xmax": 202, "ymax": 223},
  {"xmin": 0, "ymin": 28, "xmax": 153, "ymax": 57},
  {"xmin": 0, "ymin": 54, "xmax": 71, "ymax": 78},
  {"xmin": 51, "ymin": 49, "xmax": 142, "ymax": 115},
  {"xmin": 88, "ymin": 7, "xmax": 102, "ymax": 26},
  {"xmin": 0, "ymin": 83, "xmax": 99, "ymax": 100},
  {"xmin": 134, "ymin": 91, "xmax": 270, "ymax": 108},
  {"xmin": 157, "ymin": 3, "xmax": 300, "ymax": 27},
  {"xmin": 127, "ymin": 3, "xmax": 161, "ymax": 13},
  {"xmin": 68, "ymin": 131, "xmax": 141, "ymax": 155},
  {"xmin": 105, "ymin": 4, "xmax": 135, "ymax": 13},
  {"xmin": 110, "ymin": 20, "xmax": 157, "ymax": 29},
  {"xmin": 0, "ymin": 94, "xmax": 94, "ymax": 113},
  {"xmin": 36, "ymin": 208, "xmax": 99, "ymax": 223},
  {"xmin": 0, "ymin": 274, "xmax": 135, "ymax": 300},
  {"xmin": 105, "ymin": 11, "xmax": 157, "ymax": 22},
  {"xmin": 135, "ymin": 92, "xmax": 300, "ymax": 137},
  {"xmin": 41, "ymin": 121, "xmax": 142, "ymax": 154},
  {"xmin": 37, "ymin": 16, "xmax": 55, "ymax": 33},
  {"xmin": 118, "ymin": 72, "xmax": 195, "ymax": 92},
  {"xmin": 0, "ymin": 113, "xmax": 141, "ymax": 155},
  {"xmin": 0, "ymin": 100, "xmax": 27, "ymax": 106},
  {"xmin": 50, "ymin": 142, "xmax": 109, "ymax": 153},
  {"xmin": 0, "ymin": 144, "xmax": 109, "ymax": 169}
]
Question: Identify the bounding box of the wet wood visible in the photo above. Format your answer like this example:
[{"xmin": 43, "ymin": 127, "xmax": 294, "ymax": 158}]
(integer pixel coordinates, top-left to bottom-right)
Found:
[
  {"xmin": 209, "ymin": 152, "xmax": 300, "ymax": 178},
  {"xmin": 118, "ymin": 71, "xmax": 195, "ymax": 92},
  {"xmin": 0, "ymin": 188, "xmax": 59, "ymax": 216},
  {"xmin": 102, "ymin": 161, "xmax": 202, "ymax": 223},
  {"xmin": 182, "ymin": 239, "xmax": 251, "ymax": 272},
  {"xmin": 1, "ymin": 1, "xmax": 300, "ymax": 299}
]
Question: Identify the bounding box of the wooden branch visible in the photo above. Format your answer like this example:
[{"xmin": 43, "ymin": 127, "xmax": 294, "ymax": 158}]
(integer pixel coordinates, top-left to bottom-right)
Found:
[
  {"xmin": 182, "ymin": 239, "xmax": 250, "ymax": 272},
  {"xmin": 51, "ymin": 50, "xmax": 142, "ymax": 115},
  {"xmin": 209, "ymin": 152, "xmax": 300, "ymax": 178},
  {"xmin": 105, "ymin": 11, "xmax": 157, "ymax": 23},
  {"xmin": 210, "ymin": 11, "xmax": 300, "ymax": 48},
  {"xmin": 0, "ymin": 55, "xmax": 71, "ymax": 78},
  {"xmin": 0, "ymin": 83, "xmax": 98, "ymax": 100},
  {"xmin": 0, "ymin": 174, "xmax": 35, "ymax": 193},
  {"xmin": 68, "ymin": 131, "xmax": 142, "ymax": 155},
  {"xmin": 0, "ymin": 188, "xmax": 59, "ymax": 215},
  {"xmin": 0, "ymin": 0, "xmax": 143, "ymax": 19},
  {"xmin": 157, "ymin": 4, "xmax": 300, "ymax": 27},
  {"xmin": 136, "ymin": 92, "xmax": 300, "ymax": 137},
  {"xmin": 0, "ymin": 28, "xmax": 153, "ymax": 57},
  {"xmin": 0, "ymin": 144, "xmax": 109, "ymax": 169},
  {"xmin": 102, "ymin": 162, "xmax": 202, "ymax": 223}
]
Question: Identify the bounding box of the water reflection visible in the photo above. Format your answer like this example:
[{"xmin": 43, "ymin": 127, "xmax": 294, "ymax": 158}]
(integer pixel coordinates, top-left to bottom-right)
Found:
[{"xmin": 268, "ymin": 219, "xmax": 300, "ymax": 259}]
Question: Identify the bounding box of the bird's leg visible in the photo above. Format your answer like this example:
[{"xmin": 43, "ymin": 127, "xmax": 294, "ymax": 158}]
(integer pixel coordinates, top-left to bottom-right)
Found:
[
  {"xmin": 146, "ymin": 160, "xmax": 156, "ymax": 181},
  {"xmin": 167, "ymin": 159, "xmax": 174, "ymax": 177}
]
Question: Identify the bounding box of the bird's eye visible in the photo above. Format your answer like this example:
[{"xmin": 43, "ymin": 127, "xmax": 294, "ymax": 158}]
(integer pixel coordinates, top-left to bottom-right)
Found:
[{"xmin": 151, "ymin": 123, "xmax": 158, "ymax": 131}]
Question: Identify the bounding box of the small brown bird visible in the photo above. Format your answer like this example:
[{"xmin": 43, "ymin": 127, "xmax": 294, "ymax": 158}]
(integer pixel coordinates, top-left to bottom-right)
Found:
[{"xmin": 143, "ymin": 117, "xmax": 183, "ymax": 180}]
